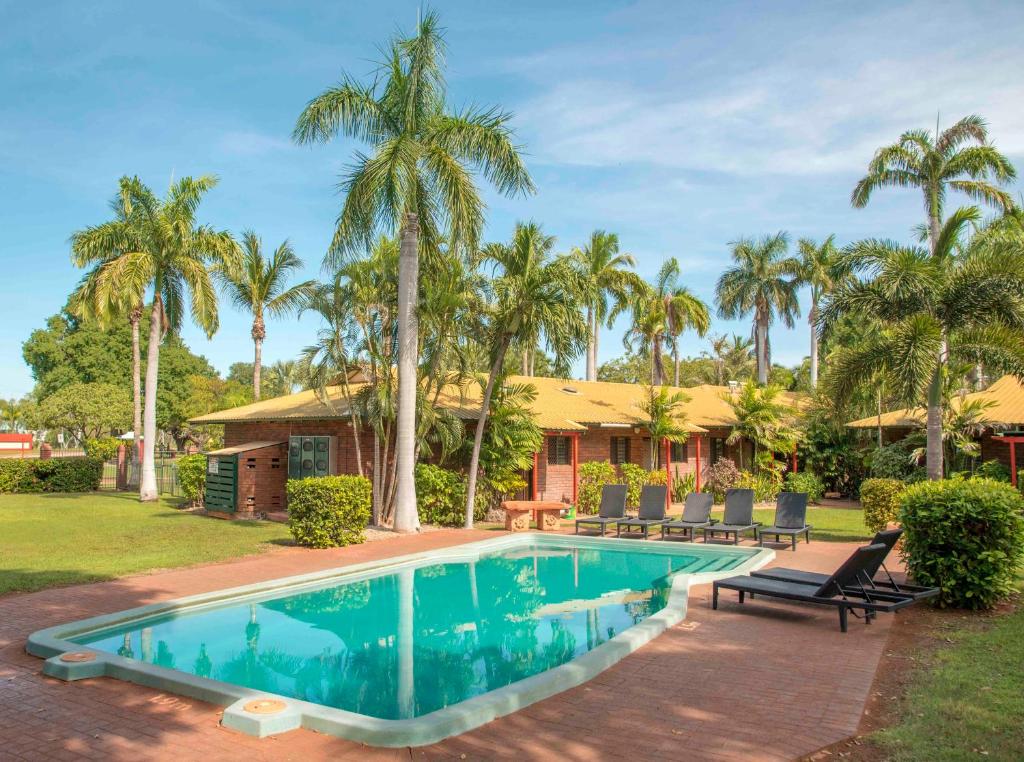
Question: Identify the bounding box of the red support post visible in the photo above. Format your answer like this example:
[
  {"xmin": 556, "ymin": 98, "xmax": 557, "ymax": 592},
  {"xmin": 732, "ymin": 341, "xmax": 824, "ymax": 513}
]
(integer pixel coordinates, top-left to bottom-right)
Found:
[
  {"xmin": 695, "ymin": 435, "xmax": 702, "ymax": 493},
  {"xmin": 1011, "ymin": 441, "xmax": 1017, "ymax": 488},
  {"xmin": 792, "ymin": 444, "xmax": 798, "ymax": 475},
  {"xmin": 571, "ymin": 434, "xmax": 580, "ymax": 505},
  {"xmin": 664, "ymin": 438, "xmax": 672, "ymax": 509},
  {"xmin": 532, "ymin": 448, "xmax": 540, "ymax": 500}
]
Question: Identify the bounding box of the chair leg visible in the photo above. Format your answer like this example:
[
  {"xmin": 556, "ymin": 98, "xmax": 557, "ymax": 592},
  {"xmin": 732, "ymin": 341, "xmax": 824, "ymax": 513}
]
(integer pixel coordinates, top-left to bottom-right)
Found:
[
  {"xmin": 791, "ymin": 534, "xmax": 797, "ymax": 551},
  {"xmin": 712, "ymin": 586, "xmax": 719, "ymax": 610},
  {"xmin": 738, "ymin": 590, "xmax": 745, "ymax": 604},
  {"xmin": 839, "ymin": 606, "xmax": 848, "ymax": 633},
  {"xmin": 806, "ymin": 529, "xmax": 811, "ymax": 544}
]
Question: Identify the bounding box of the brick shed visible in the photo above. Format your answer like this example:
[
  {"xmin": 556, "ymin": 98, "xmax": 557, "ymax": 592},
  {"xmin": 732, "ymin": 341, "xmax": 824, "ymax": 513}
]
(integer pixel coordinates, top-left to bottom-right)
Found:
[{"xmin": 205, "ymin": 441, "xmax": 287, "ymax": 519}]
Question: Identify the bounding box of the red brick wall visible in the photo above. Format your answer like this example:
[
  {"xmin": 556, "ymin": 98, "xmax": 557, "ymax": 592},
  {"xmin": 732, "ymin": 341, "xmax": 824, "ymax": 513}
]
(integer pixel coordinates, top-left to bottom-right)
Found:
[
  {"xmin": 232, "ymin": 442, "xmax": 288, "ymax": 516},
  {"xmin": 224, "ymin": 422, "xmax": 375, "ymax": 476}
]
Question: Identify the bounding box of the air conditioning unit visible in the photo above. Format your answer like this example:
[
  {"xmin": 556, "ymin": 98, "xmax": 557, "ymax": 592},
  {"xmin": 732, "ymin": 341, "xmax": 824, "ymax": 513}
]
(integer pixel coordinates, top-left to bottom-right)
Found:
[{"xmin": 287, "ymin": 436, "xmax": 338, "ymax": 479}]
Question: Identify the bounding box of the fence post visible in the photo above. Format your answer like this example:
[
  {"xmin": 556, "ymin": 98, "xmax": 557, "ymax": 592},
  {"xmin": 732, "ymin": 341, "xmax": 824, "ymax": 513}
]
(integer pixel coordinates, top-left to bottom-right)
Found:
[
  {"xmin": 116, "ymin": 444, "xmax": 129, "ymax": 491},
  {"xmin": 39, "ymin": 443, "xmax": 52, "ymax": 460}
]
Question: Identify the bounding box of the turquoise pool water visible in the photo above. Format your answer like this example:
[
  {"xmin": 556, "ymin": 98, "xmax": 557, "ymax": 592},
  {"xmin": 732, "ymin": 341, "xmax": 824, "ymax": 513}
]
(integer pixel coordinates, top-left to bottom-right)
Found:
[{"xmin": 73, "ymin": 541, "xmax": 749, "ymax": 720}]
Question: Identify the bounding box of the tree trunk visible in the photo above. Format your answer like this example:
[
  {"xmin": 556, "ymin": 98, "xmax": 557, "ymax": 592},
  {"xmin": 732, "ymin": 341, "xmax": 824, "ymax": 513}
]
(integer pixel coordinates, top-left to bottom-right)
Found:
[
  {"xmin": 756, "ymin": 317, "xmax": 769, "ymax": 385},
  {"xmin": 925, "ymin": 366, "xmax": 944, "ymax": 480},
  {"xmin": 521, "ymin": 349, "xmax": 530, "ymax": 376},
  {"xmin": 809, "ymin": 299, "xmax": 819, "ymax": 388},
  {"xmin": 651, "ymin": 336, "xmax": 664, "ymax": 386},
  {"xmin": 372, "ymin": 429, "xmax": 381, "ymax": 525},
  {"xmin": 130, "ymin": 307, "xmax": 142, "ymax": 460},
  {"xmin": 585, "ymin": 306, "xmax": 597, "ymax": 382},
  {"xmin": 140, "ymin": 295, "xmax": 162, "ymax": 501},
  {"xmin": 673, "ymin": 342, "xmax": 680, "ymax": 387},
  {"xmin": 393, "ymin": 214, "xmax": 420, "ymax": 533},
  {"xmin": 465, "ymin": 340, "xmax": 511, "ymax": 528},
  {"xmin": 253, "ymin": 338, "xmax": 263, "ymax": 401}
]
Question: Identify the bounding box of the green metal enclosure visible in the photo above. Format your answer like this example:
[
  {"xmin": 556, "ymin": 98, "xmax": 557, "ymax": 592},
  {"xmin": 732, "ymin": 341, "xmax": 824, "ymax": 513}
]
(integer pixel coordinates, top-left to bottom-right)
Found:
[
  {"xmin": 288, "ymin": 436, "xmax": 336, "ymax": 479},
  {"xmin": 205, "ymin": 454, "xmax": 238, "ymax": 512}
]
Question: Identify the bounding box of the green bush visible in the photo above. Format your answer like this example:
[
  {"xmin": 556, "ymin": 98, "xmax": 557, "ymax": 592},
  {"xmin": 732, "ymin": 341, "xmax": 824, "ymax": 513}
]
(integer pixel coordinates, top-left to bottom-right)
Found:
[
  {"xmin": 870, "ymin": 441, "xmax": 923, "ymax": 481},
  {"xmin": 83, "ymin": 437, "xmax": 121, "ymax": 461},
  {"xmin": 783, "ymin": 471, "xmax": 825, "ymax": 503},
  {"xmin": 737, "ymin": 470, "xmax": 780, "ymax": 503},
  {"xmin": 618, "ymin": 462, "xmax": 648, "ymax": 508},
  {"xmin": 646, "ymin": 469, "xmax": 667, "ymax": 486},
  {"xmin": 176, "ymin": 454, "xmax": 207, "ymax": 505},
  {"xmin": 286, "ymin": 475, "xmax": 372, "ymax": 548},
  {"xmin": 899, "ymin": 479, "xmax": 1024, "ymax": 609},
  {"xmin": 860, "ymin": 478, "xmax": 906, "ymax": 532},
  {"xmin": 415, "ymin": 463, "xmax": 484, "ymax": 527},
  {"xmin": 578, "ymin": 460, "xmax": 617, "ymax": 515},
  {"xmin": 0, "ymin": 457, "xmax": 103, "ymax": 493},
  {"xmin": 975, "ymin": 459, "xmax": 1010, "ymax": 482},
  {"xmin": 672, "ymin": 471, "xmax": 696, "ymax": 502},
  {"xmin": 705, "ymin": 459, "xmax": 741, "ymax": 503}
]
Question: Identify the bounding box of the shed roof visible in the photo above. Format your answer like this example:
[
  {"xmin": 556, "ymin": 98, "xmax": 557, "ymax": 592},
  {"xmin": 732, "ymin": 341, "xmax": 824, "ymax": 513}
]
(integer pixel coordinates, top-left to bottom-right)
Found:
[
  {"xmin": 846, "ymin": 375, "xmax": 1024, "ymax": 429},
  {"xmin": 191, "ymin": 375, "xmax": 806, "ymax": 433}
]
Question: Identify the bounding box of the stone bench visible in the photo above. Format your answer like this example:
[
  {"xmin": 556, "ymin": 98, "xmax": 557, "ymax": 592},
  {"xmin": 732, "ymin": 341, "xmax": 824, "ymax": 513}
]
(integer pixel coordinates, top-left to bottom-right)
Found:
[{"xmin": 501, "ymin": 500, "xmax": 565, "ymax": 532}]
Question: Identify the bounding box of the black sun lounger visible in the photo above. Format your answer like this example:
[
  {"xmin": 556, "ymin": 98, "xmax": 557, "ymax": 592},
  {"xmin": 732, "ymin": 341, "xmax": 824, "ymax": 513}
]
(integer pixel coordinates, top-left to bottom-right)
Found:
[
  {"xmin": 616, "ymin": 485, "xmax": 668, "ymax": 539},
  {"xmin": 660, "ymin": 492, "xmax": 713, "ymax": 541},
  {"xmin": 703, "ymin": 488, "xmax": 757, "ymax": 545},
  {"xmin": 713, "ymin": 543, "xmax": 925, "ymax": 632},
  {"xmin": 575, "ymin": 484, "xmax": 628, "ymax": 536},
  {"xmin": 751, "ymin": 528, "xmax": 937, "ymax": 600},
  {"xmin": 755, "ymin": 492, "xmax": 811, "ymax": 550}
]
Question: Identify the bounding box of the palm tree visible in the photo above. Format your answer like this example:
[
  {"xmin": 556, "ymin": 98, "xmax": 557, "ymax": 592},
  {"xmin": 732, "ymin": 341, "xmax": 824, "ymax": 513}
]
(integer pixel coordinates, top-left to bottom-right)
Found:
[
  {"xmin": 725, "ymin": 382, "xmax": 797, "ymax": 471},
  {"xmin": 569, "ymin": 231, "xmax": 642, "ymax": 381},
  {"xmin": 70, "ymin": 175, "xmax": 236, "ymax": 500},
  {"xmin": 796, "ymin": 236, "xmax": 849, "ymax": 388},
  {"xmin": 638, "ymin": 386, "xmax": 691, "ymax": 468},
  {"xmin": 625, "ymin": 258, "xmax": 711, "ymax": 386},
  {"xmin": 821, "ymin": 207, "xmax": 1024, "ymax": 479},
  {"xmin": 716, "ymin": 233, "xmax": 801, "ymax": 384},
  {"xmin": 264, "ymin": 359, "xmax": 302, "ymax": 397},
  {"xmin": 702, "ymin": 334, "xmax": 755, "ymax": 385},
  {"xmin": 465, "ymin": 222, "xmax": 588, "ymax": 526},
  {"xmin": 294, "ymin": 11, "xmax": 533, "ymax": 533},
  {"xmin": 216, "ymin": 232, "xmax": 315, "ymax": 401},
  {"xmin": 70, "ymin": 187, "xmax": 147, "ymax": 459},
  {"xmin": 852, "ymin": 114, "xmax": 1016, "ymax": 254}
]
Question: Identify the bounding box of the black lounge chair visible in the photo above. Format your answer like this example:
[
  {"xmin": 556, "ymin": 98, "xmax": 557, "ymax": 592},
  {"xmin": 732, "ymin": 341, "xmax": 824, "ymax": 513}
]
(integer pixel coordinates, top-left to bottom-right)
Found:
[
  {"xmin": 575, "ymin": 484, "xmax": 628, "ymax": 536},
  {"xmin": 751, "ymin": 528, "xmax": 936, "ymax": 600},
  {"xmin": 659, "ymin": 492, "xmax": 713, "ymax": 541},
  {"xmin": 616, "ymin": 485, "xmax": 668, "ymax": 539},
  {"xmin": 703, "ymin": 488, "xmax": 757, "ymax": 545},
  {"xmin": 713, "ymin": 543, "xmax": 930, "ymax": 632},
  {"xmin": 755, "ymin": 492, "xmax": 811, "ymax": 550}
]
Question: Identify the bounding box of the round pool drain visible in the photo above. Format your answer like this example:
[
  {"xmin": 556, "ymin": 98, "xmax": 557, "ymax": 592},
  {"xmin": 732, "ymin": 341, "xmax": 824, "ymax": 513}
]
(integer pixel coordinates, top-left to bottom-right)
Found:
[
  {"xmin": 59, "ymin": 652, "xmax": 96, "ymax": 663},
  {"xmin": 243, "ymin": 698, "xmax": 287, "ymax": 715}
]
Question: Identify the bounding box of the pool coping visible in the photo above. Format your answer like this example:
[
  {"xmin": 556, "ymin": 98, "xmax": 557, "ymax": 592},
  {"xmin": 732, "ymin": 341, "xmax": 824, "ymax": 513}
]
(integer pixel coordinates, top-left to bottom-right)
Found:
[{"xmin": 27, "ymin": 533, "xmax": 774, "ymax": 747}]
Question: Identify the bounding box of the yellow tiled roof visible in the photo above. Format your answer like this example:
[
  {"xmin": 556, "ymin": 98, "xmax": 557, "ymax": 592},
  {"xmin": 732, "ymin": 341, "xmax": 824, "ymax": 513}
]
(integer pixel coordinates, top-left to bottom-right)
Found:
[
  {"xmin": 191, "ymin": 375, "xmax": 806, "ymax": 433},
  {"xmin": 847, "ymin": 375, "xmax": 1024, "ymax": 429}
]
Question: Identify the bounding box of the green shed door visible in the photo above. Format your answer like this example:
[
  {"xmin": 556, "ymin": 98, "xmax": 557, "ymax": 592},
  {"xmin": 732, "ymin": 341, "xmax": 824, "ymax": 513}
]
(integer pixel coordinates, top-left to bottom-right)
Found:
[
  {"xmin": 288, "ymin": 439, "xmax": 302, "ymax": 478},
  {"xmin": 313, "ymin": 437, "xmax": 331, "ymax": 476},
  {"xmin": 300, "ymin": 437, "xmax": 315, "ymax": 478},
  {"xmin": 205, "ymin": 455, "xmax": 237, "ymax": 512}
]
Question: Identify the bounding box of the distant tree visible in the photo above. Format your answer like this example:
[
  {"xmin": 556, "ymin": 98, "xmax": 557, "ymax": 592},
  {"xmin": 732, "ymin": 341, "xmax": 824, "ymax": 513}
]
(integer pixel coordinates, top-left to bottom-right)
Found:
[
  {"xmin": 215, "ymin": 232, "xmax": 315, "ymax": 401},
  {"xmin": 263, "ymin": 359, "xmax": 303, "ymax": 397},
  {"xmin": 796, "ymin": 236, "xmax": 849, "ymax": 387},
  {"xmin": 725, "ymin": 381, "xmax": 798, "ymax": 471},
  {"xmin": 701, "ymin": 334, "xmax": 755, "ymax": 385},
  {"xmin": 597, "ymin": 352, "xmax": 648, "ymax": 384},
  {"xmin": 569, "ymin": 231, "xmax": 642, "ymax": 381},
  {"xmin": 32, "ymin": 382, "xmax": 131, "ymax": 443},
  {"xmin": 852, "ymin": 114, "xmax": 1016, "ymax": 255},
  {"xmin": 716, "ymin": 233, "xmax": 801, "ymax": 384},
  {"xmin": 638, "ymin": 386, "xmax": 691, "ymax": 468}
]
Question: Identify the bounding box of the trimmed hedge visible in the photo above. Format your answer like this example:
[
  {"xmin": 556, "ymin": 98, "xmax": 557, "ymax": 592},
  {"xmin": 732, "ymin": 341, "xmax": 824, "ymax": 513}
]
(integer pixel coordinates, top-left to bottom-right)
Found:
[
  {"xmin": 286, "ymin": 475, "xmax": 372, "ymax": 548},
  {"xmin": 899, "ymin": 478, "xmax": 1024, "ymax": 609},
  {"xmin": 783, "ymin": 471, "xmax": 825, "ymax": 504},
  {"xmin": 577, "ymin": 460, "xmax": 617, "ymax": 515},
  {"xmin": 415, "ymin": 463, "xmax": 485, "ymax": 527},
  {"xmin": 176, "ymin": 454, "xmax": 207, "ymax": 506},
  {"xmin": 0, "ymin": 457, "xmax": 103, "ymax": 493},
  {"xmin": 83, "ymin": 437, "xmax": 121, "ymax": 461},
  {"xmin": 860, "ymin": 478, "xmax": 907, "ymax": 532}
]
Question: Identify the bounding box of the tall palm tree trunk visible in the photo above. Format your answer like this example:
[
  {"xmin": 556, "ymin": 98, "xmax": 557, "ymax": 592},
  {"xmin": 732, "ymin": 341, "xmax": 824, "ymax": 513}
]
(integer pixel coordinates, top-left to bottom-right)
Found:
[
  {"xmin": 466, "ymin": 339, "xmax": 512, "ymax": 528},
  {"xmin": 651, "ymin": 335, "xmax": 664, "ymax": 386},
  {"xmin": 755, "ymin": 314, "xmax": 769, "ymax": 385},
  {"xmin": 673, "ymin": 342, "xmax": 680, "ymax": 387},
  {"xmin": 140, "ymin": 295, "xmax": 163, "ymax": 501},
  {"xmin": 521, "ymin": 349, "xmax": 530, "ymax": 376},
  {"xmin": 393, "ymin": 214, "xmax": 420, "ymax": 533},
  {"xmin": 809, "ymin": 299, "xmax": 819, "ymax": 388},
  {"xmin": 925, "ymin": 367, "xmax": 944, "ymax": 480},
  {"xmin": 130, "ymin": 307, "xmax": 142, "ymax": 460},
  {"xmin": 252, "ymin": 314, "xmax": 264, "ymax": 401},
  {"xmin": 585, "ymin": 306, "xmax": 597, "ymax": 382}
]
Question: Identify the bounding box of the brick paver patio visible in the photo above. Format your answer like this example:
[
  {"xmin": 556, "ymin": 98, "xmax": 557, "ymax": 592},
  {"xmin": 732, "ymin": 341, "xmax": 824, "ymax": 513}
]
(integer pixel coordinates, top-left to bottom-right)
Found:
[{"xmin": 0, "ymin": 529, "xmax": 893, "ymax": 761}]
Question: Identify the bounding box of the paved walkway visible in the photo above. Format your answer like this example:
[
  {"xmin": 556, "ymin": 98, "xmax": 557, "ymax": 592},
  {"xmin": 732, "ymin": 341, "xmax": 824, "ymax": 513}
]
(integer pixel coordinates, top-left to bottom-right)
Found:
[{"xmin": 0, "ymin": 530, "xmax": 891, "ymax": 761}]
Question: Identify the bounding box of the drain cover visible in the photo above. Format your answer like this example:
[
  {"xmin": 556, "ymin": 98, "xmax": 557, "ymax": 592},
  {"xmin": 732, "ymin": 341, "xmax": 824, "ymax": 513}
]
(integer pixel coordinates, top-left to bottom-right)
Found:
[
  {"xmin": 59, "ymin": 652, "xmax": 96, "ymax": 663},
  {"xmin": 243, "ymin": 699, "xmax": 287, "ymax": 715}
]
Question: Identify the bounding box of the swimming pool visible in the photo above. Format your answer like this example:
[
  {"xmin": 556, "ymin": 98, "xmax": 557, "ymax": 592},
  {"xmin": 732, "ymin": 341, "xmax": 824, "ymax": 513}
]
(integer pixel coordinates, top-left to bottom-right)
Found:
[{"xmin": 29, "ymin": 534, "xmax": 773, "ymax": 746}]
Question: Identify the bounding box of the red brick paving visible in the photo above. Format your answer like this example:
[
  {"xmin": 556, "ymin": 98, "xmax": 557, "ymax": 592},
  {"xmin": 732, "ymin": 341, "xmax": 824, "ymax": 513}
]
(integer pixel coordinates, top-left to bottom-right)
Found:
[{"xmin": 0, "ymin": 530, "xmax": 894, "ymax": 761}]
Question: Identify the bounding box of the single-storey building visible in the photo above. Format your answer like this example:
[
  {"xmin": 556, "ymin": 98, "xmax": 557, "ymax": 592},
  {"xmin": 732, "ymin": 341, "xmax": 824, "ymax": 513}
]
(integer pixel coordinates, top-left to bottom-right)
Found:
[
  {"xmin": 847, "ymin": 374, "xmax": 1024, "ymax": 485},
  {"xmin": 191, "ymin": 375, "xmax": 804, "ymax": 510}
]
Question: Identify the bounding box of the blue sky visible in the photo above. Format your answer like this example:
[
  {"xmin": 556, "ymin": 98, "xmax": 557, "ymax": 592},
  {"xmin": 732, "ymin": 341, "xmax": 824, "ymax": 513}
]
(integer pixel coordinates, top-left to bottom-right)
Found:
[{"xmin": 3, "ymin": 0, "xmax": 1024, "ymax": 399}]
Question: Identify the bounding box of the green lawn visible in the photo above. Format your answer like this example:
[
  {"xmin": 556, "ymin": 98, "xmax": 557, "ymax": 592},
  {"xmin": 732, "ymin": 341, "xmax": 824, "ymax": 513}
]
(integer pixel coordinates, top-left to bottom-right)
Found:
[
  {"xmin": 710, "ymin": 505, "xmax": 873, "ymax": 542},
  {"xmin": 875, "ymin": 592, "xmax": 1024, "ymax": 760},
  {"xmin": 0, "ymin": 492, "xmax": 293, "ymax": 595}
]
